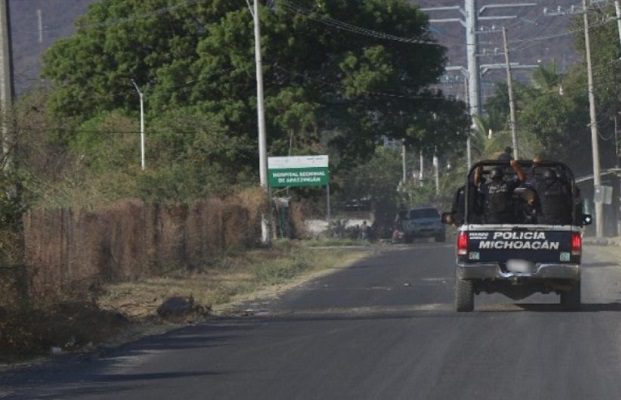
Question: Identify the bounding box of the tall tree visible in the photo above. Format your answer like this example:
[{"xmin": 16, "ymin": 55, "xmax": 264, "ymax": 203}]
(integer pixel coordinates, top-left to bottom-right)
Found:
[{"xmin": 42, "ymin": 0, "xmax": 468, "ymax": 177}]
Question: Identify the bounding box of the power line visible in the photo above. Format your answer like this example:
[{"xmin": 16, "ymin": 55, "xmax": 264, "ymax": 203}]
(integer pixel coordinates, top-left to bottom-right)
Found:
[
  {"xmin": 511, "ymin": 18, "xmax": 614, "ymax": 49},
  {"xmin": 278, "ymin": 0, "xmax": 442, "ymax": 46}
]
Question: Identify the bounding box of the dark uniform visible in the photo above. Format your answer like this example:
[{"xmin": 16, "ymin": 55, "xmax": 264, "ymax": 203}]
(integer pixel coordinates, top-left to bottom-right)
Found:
[
  {"xmin": 480, "ymin": 168, "xmax": 518, "ymax": 224},
  {"xmin": 533, "ymin": 169, "xmax": 572, "ymax": 225},
  {"xmin": 451, "ymin": 183, "xmax": 483, "ymax": 225},
  {"xmin": 497, "ymin": 146, "xmax": 513, "ymax": 162},
  {"xmin": 451, "ymin": 186, "xmax": 465, "ymax": 225},
  {"xmin": 514, "ymin": 186, "xmax": 540, "ymax": 224}
]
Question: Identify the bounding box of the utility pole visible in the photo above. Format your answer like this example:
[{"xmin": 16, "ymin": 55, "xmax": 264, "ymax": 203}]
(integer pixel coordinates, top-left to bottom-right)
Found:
[
  {"xmin": 615, "ymin": 1, "xmax": 621, "ymax": 48},
  {"xmin": 433, "ymin": 153, "xmax": 440, "ymax": 195},
  {"xmin": 250, "ymin": 0, "xmax": 270, "ymax": 243},
  {"xmin": 0, "ymin": 0, "xmax": 14, "ymax": 170},
  {"xmin": 583, "ymin": 0, "xmax": 603, "ymax": 238},
  {"xmin": 423, "ymin": 2, "xmax": 535, "ymax": 168},
  {"xmin": 615, "ymin": 0, "xmax": 621, "ymax": 236},
  {"xmin": 37, "ymin": 9, "xmax": 43, "ymax": 44},
  {"xmin": 419, "ymin": 150, "xmax": 424, "ymax": 186},
  {"xmin": 401, "ymin": 140, "xmax": 407, "ymax": 184},
  {"xmin": 466, "ymin": 0, "xmax": 480, "ymax": 169},
  {"xmin": 615, "ymin": 116, "xmax": 619, "ymax": 168},
  {"xmin": 464, "ymin": 73, "xmax": 472, "ymax": 168},
  {"xmin": 465, "ymin": 0, "xmax": 481, "ymax": 118},
  {"xmin": 502, "ymin": 26, "xmax": 519, "ymax": 160},
  {"xmin": 131, "ymin": 80, "xmax": 145, "ymax": 170}
]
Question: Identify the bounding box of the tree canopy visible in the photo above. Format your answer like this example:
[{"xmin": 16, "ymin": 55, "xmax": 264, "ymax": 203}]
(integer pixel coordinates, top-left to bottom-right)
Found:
[
  {"xmin": 483, "ymin": 4, "xmax": 621, "ymax": 176},
  {"xmin": 42, "ymin": 0, "xmax": 469, "ymax": 185}
]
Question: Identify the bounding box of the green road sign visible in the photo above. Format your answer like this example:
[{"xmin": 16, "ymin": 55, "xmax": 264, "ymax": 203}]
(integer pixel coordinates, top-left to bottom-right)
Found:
[{"xmin": 268, "ymin": 155, "xmax": 329, "ymax": 188}]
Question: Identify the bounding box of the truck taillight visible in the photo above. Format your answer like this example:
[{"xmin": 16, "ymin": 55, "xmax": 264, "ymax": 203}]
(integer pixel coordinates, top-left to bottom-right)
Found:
[
  {"xmin": 457, "ymin": 232, "xmax": 468, "ymax": 256},
  {"xmin": 571, "ymin": 232, "xmax": 582, "ymax": 256}
]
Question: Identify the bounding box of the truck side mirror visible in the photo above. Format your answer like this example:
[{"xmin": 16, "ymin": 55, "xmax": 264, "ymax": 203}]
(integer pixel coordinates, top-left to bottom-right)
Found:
[
  {"xmin": 441, "ymin": 212, "xmax": 454, "ymax": 225},
  {"xmin": 582, "ymin": 214, "xmax": 592, "ymax": 226}
]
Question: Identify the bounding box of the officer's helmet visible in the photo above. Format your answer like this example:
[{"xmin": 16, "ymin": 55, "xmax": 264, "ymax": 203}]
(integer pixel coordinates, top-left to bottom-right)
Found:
[
  {"xmin": 490, "ymin": 167, "xmax": 504, "ymax": 180},
  {"xmin": 542, "ymin": 169, "xmax": 557, "ymax": 181}
]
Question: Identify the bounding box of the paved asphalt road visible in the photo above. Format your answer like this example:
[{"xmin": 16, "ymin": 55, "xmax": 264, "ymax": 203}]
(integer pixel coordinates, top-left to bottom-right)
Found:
[{"xmin": 3, "ymin": 242, "xmax": 621, "ymax": 400}]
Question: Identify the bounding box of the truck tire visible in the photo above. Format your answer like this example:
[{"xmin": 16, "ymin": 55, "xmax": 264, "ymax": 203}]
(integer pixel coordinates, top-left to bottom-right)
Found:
[
  {"xmin": 560, "ymin": 281, "xmax": 581, "ymax": 311},
  {"xmin": 455, "ymin": 278, "xmax": 474, "ymax": 312}
]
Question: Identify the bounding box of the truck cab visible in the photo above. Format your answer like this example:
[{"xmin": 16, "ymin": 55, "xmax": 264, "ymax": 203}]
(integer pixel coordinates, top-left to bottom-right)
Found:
[{"xmin": 443, "ymin": 160, "xmax": 591, "ymax": 312}]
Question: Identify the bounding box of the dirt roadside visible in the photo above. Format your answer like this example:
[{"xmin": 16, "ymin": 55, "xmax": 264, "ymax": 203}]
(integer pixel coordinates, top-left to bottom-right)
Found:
[
  {"xmin": 582, "ymin": 243, "xmax": 621, "ymax": 305},
  {"xmin": 0, "ymin": 241, "xmax": 375, "ymax": 366}
]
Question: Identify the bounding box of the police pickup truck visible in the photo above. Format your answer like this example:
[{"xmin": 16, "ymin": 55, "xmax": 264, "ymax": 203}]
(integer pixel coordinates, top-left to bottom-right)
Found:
[{"xmin": 443, "ymin": 160, "xmax": 591, "ymax": 312}]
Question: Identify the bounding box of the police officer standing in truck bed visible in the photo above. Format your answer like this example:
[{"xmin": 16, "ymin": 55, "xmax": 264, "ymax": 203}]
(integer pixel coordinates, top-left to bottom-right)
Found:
[
  {"xmin": 512, "ymin": 158, "xmax": 574, "ymax": 225},
  {"xmin": 533, "ymin": 169, "xmax": 572, "ymax": 225},
  {"xmin": 475, "ymin": 160, "xmax": 525, "ymax": 224}
]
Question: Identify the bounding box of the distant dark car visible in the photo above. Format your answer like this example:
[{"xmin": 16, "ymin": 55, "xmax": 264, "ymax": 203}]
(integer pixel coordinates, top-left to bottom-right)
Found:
[{"xmin": 400, "ymin": 207, "xmax": 445, "ymax": 243}]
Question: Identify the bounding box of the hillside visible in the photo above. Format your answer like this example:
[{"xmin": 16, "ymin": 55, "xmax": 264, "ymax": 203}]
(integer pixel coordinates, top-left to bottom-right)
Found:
[
  {"xmin": 414, "ymin": 0, "xmax": 582, "ymax": 104},
  {"xmin": 9, "ymin": 0, "xmax": 93, "ymax": 94},
  {"xmin": 10, "ymin": 0, "xmax": 584, "ymax": 104}
]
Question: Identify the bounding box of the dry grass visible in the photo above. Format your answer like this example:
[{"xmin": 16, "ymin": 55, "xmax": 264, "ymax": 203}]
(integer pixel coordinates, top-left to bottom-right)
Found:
[
  {"xmin": 0, "ymin": 240, "xmax": 369, "ymax": 364},
  {"xmin": 97, "ymin": 240, "xmax": 370, "ymax": 319},
  {"xmin": 24, "ymin": 191, "xmax": 265, "ymax": 301}
]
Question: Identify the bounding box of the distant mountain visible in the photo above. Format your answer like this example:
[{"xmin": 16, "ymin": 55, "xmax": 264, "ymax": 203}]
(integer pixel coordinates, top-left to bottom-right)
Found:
[
  {"xmin": 9, "ymin": 0, "xmax": 94, "ymax": 94},
  {"xmin": 413, "ymin": 0, "xmax": 583, "ymax": 103},
  {"xmin": 9, "ymin": 0, "xmax": 584, "ymax": 105}
]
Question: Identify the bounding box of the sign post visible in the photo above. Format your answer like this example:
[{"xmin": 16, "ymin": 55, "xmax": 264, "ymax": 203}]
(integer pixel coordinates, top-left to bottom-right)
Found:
[
  {"xmin": 268, "ymin": 155, "xmax": 330, "ymax": 221},
  {"xmin": 326, "ymin": 183, "xmax": 331, "ymax": 222}
]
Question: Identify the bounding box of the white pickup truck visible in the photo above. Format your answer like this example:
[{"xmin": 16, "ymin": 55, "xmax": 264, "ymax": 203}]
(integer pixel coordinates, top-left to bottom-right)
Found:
[{"xmin": 399, "ymin": 207, "xmax": 446, "ymax": 243}]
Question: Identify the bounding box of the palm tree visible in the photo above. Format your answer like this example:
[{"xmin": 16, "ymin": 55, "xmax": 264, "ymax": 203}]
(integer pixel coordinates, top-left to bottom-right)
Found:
[{"xmin": 530, "ymin": 63, "xmax": 561, "ymax": 92}]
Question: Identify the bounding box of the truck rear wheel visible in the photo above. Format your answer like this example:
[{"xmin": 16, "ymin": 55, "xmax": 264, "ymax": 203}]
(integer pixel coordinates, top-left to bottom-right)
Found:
[
  {"xmin": 455, "ymin": 278, "xmax": 474, "ymax": 312},
  {"xmin": 560, "ymin": 281, "xmax": 581, "ymax": 311}
]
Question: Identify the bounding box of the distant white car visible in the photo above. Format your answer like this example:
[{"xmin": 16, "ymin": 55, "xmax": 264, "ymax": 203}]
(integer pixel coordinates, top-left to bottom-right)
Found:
[{"xmin": 400, "ymin": 207, "xmax": 445, "ymax": 243}]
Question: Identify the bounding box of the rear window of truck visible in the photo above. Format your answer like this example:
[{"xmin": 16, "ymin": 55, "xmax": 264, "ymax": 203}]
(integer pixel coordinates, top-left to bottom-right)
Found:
[{"xmin": 409, "ymin": 209, "xmax": 440, "ymax": 219}]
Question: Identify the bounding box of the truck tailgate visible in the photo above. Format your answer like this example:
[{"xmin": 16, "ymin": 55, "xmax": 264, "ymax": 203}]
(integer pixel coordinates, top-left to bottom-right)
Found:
[{"xmin": 463, "ymin": 225, "xmax": 577, "ymax": 264}]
